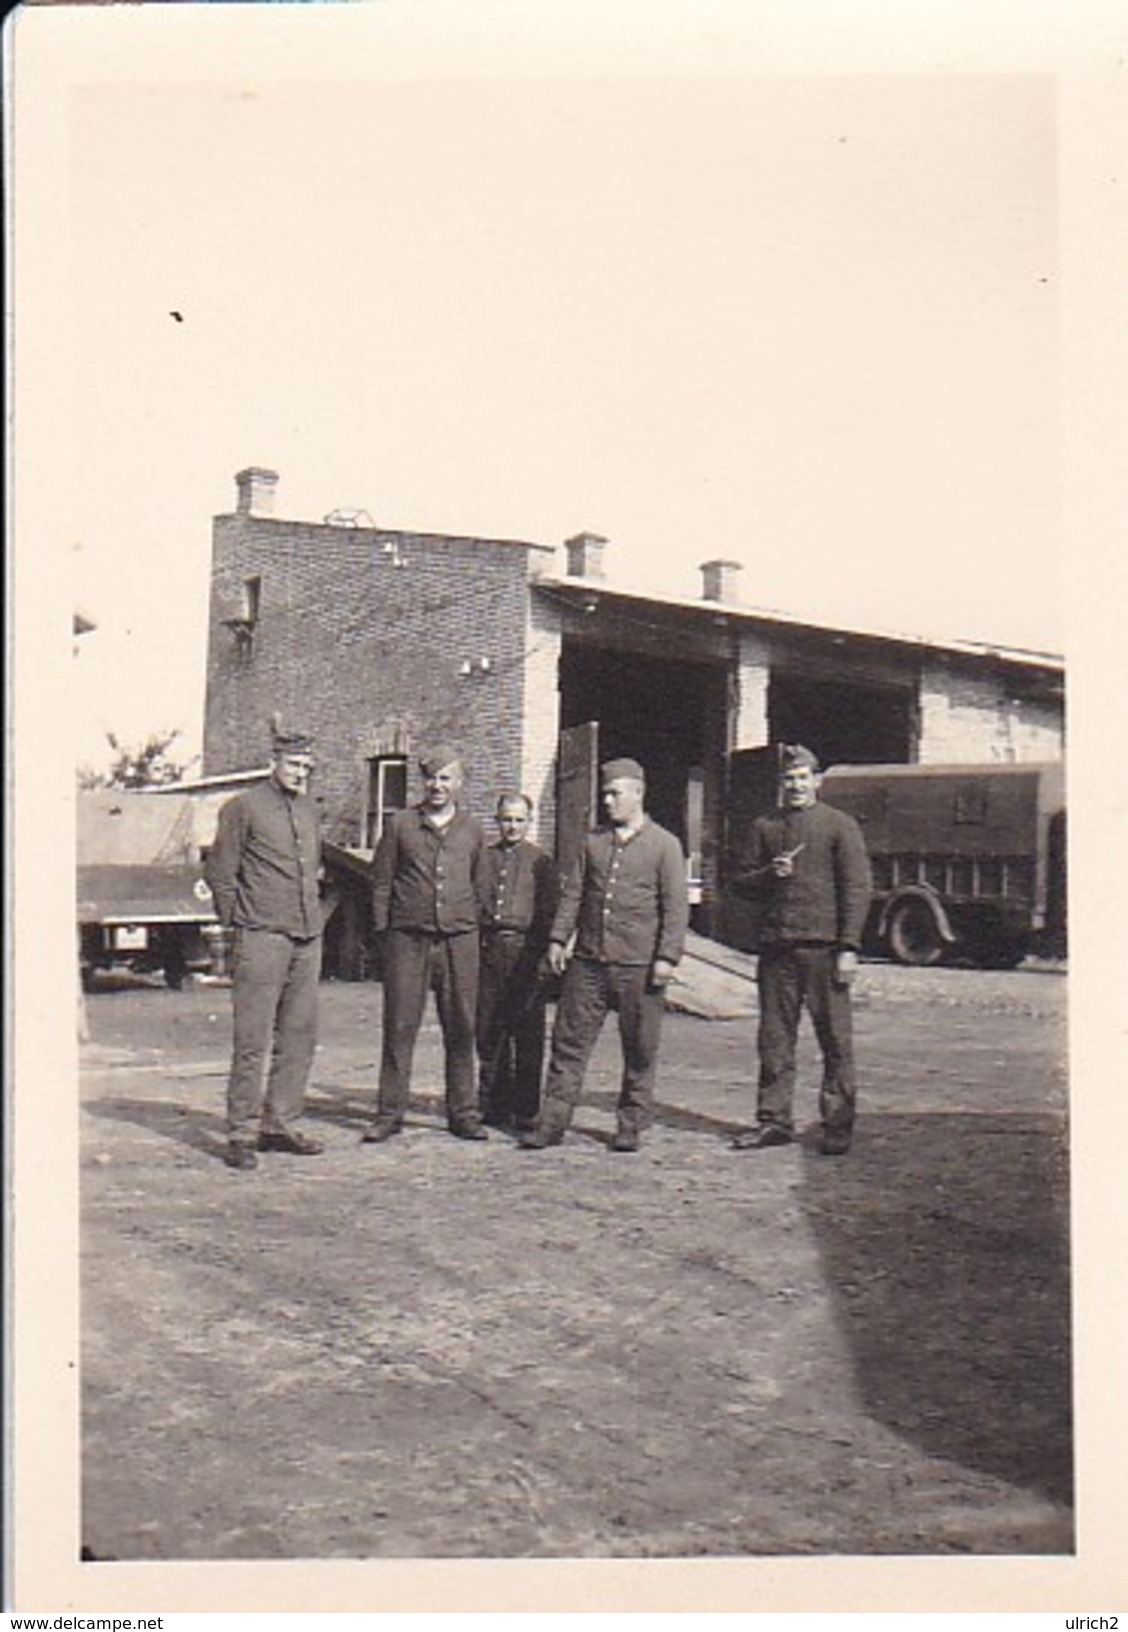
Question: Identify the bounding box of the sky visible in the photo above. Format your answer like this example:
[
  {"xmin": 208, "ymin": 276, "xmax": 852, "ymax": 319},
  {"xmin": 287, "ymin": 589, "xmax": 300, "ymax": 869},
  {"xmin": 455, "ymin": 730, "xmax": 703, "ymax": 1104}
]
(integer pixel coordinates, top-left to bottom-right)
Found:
[{"xmin": 13, "ymin": 3, "xmax": 1091, "ymax": 773}]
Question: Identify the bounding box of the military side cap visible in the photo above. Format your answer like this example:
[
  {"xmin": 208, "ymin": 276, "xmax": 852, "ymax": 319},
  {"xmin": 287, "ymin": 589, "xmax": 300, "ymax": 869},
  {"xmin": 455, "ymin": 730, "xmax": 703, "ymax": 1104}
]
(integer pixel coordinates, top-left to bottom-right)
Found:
[
  {"xmin": 419, "ymin": 745, "xmax": 462, "ymax": 776},
  {"xmin": 601, "ymin": 756, "xmax": 645, "ymax": 783},
  {"xmin": 272, "ymin": 728, "xmax": 315, "ymax": 755},
  {"xmin": 780, "ymin": 743, "xmax": 819, "ymax": 771}
]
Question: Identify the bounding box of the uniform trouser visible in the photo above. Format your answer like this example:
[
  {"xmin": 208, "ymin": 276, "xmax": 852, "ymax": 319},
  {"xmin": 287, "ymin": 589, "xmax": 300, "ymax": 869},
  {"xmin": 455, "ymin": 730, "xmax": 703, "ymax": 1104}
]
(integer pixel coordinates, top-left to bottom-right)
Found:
[
  {"xmin": 476, "ymin": 932, "xmax": 546, "ymax": 1125},
  {"xmin": 538, "ymin": 958, "xmax": 666, "ymax": 1140},
  {"xmin": 377, "ymin": 929, "xmax": 481, "ymax": 1127},
  {"xmin": 227, "ymin": 928, "xmax": 321, "ymax": 1143},
  {"xmin": 756, "ymin": 945, "xmax": 856, "ymax": 1135}
]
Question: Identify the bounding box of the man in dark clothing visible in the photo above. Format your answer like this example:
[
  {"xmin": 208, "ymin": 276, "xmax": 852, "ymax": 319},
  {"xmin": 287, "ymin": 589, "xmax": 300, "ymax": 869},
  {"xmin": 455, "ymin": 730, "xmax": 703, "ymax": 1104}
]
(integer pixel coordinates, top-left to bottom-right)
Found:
[
  {"xmin": 520, "ymin": 757, "xmax": 689, "ymax": 1154},
  {"xmin": 364, "ymin": 747, "xmax": 490, "ymax": 1143},
  {"xmin": 204, "ymin": 728, "xmax": 326, "ymax": 1171},
  {"xmin": 730, "ymin": 743, "xmax": 873, "ymax": 1157},
  {"xmin": 477, "ymin": 793, "xmax": 558, "ymax": 1131}
]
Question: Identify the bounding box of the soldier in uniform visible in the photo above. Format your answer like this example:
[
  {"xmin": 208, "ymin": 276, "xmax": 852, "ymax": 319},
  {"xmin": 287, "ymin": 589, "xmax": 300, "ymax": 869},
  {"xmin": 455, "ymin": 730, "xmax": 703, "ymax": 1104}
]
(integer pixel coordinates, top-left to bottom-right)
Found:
[
  {"xmin": 364, "ymin": 747, "xmax": 490, "ymax": 1143},
  {"xmin": 477, "ymin": 793, "xmax": 558, "ymax": 1132},
  {"xmin": 730, "ymin": 744, "xmax": 873, "ymax": 1157},
  {"xmin": 204, "ymin": 727, "xmax": 325, "ymax": 1171},
  {"xmin": 520, "ymin": 757, "xmax": 689, "ymax": 1153}
]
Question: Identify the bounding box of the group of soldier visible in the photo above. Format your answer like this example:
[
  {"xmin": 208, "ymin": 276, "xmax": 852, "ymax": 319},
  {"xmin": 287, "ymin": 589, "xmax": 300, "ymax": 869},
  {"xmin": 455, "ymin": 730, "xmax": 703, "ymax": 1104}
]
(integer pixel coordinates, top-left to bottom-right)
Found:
[{"xmin": 203, "ymin": 729, "xmax": 872, "ymax": 1172}]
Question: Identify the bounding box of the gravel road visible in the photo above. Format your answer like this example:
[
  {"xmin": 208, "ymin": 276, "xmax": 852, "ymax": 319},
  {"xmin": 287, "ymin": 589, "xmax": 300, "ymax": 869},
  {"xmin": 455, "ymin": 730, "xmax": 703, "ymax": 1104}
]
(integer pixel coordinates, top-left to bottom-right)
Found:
[{"xmin": 80, "ymin": 960, "xmax": 1070, "ymax": 1561}]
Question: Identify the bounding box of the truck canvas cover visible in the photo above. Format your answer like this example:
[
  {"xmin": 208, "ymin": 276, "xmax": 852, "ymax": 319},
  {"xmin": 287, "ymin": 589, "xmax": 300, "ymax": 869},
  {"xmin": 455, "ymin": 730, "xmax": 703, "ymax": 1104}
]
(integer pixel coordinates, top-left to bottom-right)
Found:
[{"xmin": 77, "ymin": 791, "xmax": 220, "ymax": 926}]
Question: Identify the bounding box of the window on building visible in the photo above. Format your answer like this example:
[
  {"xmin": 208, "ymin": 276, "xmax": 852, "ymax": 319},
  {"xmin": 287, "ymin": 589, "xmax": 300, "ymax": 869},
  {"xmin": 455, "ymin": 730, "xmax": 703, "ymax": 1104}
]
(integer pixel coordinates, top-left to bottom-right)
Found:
[
  {"xmin": 242, "ymin": 575, "xmax": 262, "ymax": 623},
  {"xmin": 364, "ymin": 756, "xmax": 408, "ymax": 849}
]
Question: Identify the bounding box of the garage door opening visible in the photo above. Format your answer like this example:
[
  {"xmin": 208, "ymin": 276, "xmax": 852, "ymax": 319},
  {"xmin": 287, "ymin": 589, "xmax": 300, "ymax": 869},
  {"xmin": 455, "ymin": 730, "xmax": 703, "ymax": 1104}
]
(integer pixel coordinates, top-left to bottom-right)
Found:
[
  {"xmin": 559, "ymin": 642, "xmax": 727, "ymax": 843},
  {"xmin": 768, "ymin": 670, "xmax": 915, "ymax": 767}
]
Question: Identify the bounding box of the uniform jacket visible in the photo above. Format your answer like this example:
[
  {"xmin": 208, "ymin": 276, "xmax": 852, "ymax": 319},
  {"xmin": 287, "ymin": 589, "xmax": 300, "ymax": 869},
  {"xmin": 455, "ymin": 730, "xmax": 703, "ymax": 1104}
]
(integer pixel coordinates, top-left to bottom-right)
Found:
[
  {"xmin": 371, "ymin": 805, "xmax": 488, "ymax": 935},
  {"xmin": 204, "ymin": 778, "xmax": 322, "ymax": 938},
  {"xmin": 481, "ymin": 839, "xmax": 558, "ymax": 953},
  {"xmin": 551, "ymin": 818, "xmax": 689, "ymax": 967},
  {"xmin": 733, "ymin": 800, "xmax": 872, "ymax": 951}
]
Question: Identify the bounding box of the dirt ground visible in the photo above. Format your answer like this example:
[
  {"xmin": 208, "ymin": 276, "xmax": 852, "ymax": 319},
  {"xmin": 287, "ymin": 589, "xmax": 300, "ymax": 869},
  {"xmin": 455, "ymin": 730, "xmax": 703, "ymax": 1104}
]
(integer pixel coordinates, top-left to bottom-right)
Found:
[{"xmin": 80, "ymin": 957, "xmax": 1071, "ymax": 1561}]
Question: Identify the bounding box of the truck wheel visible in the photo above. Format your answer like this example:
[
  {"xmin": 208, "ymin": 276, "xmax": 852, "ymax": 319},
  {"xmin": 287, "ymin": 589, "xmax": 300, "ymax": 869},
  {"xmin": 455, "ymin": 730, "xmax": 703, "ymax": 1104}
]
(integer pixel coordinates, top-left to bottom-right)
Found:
[
  {"xmin": 978, "ymin": 936, "xmax": 1028, "ymax": 971},
  {"xmin": 161, "ymin": 937, "xmax": 188, "ymax": 990},
  {"xmin": 886, "ymin": 898, "xmax": 945, "ymax": 967}
]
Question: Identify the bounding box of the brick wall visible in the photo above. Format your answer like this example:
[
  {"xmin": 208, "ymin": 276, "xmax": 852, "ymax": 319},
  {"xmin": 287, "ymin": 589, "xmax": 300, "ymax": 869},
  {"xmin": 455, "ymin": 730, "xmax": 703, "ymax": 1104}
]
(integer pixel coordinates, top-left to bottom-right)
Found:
[
  {"xmin": 202, "ymin": 496, "xmax": 1064, "ymax": 856},
  {"xmin": 733, "ymin": 627, "xmax": 771, "ymax": 750},
  {"xmin": 918, "ymin": 658, "xmax": 1064, "ymax": 764},
  {"xmin": 204, "ymin": 512, "xmax": 551, "ymax": 843},
  {"xmin": 519, "ymin": 592, "xmax": 564, "ymax": 850}
]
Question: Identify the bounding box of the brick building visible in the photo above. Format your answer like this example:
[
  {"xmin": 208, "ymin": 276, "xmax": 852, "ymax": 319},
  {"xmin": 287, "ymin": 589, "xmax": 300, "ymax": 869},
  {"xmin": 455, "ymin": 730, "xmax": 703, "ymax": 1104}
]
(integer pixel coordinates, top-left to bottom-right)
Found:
[{"xmin": 203, "ymin": 467, "xmax": 1064, "ymax": 943}]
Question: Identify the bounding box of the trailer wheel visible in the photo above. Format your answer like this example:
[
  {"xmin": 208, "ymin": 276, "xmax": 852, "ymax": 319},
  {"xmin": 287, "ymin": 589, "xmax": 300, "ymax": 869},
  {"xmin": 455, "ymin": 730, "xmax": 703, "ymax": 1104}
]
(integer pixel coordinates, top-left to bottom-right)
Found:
[{"xmin": 886, "ymin": 897, "xmax": 946, "ymax": 966}]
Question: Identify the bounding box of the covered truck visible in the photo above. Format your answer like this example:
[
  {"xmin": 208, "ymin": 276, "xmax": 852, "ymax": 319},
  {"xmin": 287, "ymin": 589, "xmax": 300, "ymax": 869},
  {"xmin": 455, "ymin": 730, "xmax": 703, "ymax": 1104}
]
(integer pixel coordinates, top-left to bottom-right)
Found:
[
  {"xmin": 819, "ymin": 760, "xmax": 1066, "ymax": 967},
  {"xmin": 77, "ymin": 790, "xmax": 223, "ymax": 987}
]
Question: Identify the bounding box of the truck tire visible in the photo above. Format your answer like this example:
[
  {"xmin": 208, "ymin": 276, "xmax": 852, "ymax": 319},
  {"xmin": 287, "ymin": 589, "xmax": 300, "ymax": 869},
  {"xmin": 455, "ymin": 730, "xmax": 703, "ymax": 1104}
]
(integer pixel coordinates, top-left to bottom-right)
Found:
[
  {"xmin": 975, "ymin": 933, "xmax": 1028, "ymax": 970},
  {"xmin": 161, "ymin": 934, "xmax": 188, "ymax": 990},
  {"xmin": 886, "ymin": 897, "xmax": 946, "ymax": 967}
]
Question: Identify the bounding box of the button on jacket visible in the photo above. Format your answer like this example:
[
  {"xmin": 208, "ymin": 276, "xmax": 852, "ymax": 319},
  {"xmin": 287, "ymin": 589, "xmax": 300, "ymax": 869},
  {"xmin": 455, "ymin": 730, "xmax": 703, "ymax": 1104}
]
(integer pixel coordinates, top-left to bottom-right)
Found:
[
  {"xmin": 204, "ymin": 779, "xmax": 322, "ymax": 939},
  {"xmin": 371, "ymin": 806, "xmax": 487, "ymax": 934},
  {"xmin": 482, "ymin": 839, "xmax": 557, "ymax": 948},
  {"xmin": 734, "ymin": 801, "xmax": 872, "ymax": 950},
  {"xmin": 551, "ymin": 819, "xmax": 689, "ymax": 967}
]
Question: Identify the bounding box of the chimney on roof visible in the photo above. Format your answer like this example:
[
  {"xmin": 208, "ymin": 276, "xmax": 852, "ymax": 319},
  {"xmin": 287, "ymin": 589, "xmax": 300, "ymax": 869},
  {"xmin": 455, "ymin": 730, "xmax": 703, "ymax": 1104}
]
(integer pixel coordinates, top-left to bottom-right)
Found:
[
  {"xmin": 235, "ymin": 467, "xmax": 280, "ymax": 518},
  {"xmin": 700, "ymin": 559, "xmax": 742, "ymax": 604},
  {"xmin": 564, "ymin": 531, "xmax": 608, "ymax": 580}
]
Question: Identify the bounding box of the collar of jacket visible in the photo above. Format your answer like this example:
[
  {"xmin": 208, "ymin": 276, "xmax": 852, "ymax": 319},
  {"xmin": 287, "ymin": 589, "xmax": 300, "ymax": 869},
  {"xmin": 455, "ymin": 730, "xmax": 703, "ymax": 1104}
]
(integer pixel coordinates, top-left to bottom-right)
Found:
[
  {"xmin": 414, "ymin": 802, "xmax": 464, "ymax": 832},
  {"xmin": 602, "ymin": 815, "xmax": 650, "ymax": 843},
  {"xmin": 264, "ymin": 778, "xmax": 306, "ymax": 806}
]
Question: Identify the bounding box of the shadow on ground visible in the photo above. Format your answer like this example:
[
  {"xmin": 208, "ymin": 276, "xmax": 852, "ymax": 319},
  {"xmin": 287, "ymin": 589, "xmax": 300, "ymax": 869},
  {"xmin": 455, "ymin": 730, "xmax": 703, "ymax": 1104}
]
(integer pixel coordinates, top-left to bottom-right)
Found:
[
  {"xmin": 797, "ymin": 1110, "xmax": 1072, "ymax": 1512},
  {"xmin": 84, "ymin": 1095, "xmax": 228, "ymax": 1159},
  {"xmin": 84, "ymin": 1081, "xmax": 519, "ymax": 1160}
]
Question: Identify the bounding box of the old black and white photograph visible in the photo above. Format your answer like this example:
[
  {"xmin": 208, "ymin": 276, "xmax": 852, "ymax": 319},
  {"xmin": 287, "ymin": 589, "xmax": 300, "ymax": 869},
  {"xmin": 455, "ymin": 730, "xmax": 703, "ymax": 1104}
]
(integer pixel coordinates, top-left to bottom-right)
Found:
[{"xmin": 10, "ymin": 0, "xmax": 1128, "ymax": 1618}]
